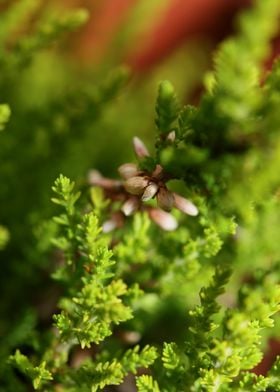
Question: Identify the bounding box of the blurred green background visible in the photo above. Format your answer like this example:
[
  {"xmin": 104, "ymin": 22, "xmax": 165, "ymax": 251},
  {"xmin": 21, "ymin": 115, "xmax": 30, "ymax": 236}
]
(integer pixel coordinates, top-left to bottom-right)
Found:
[{"xmin": 2, "ymin": 0, "xmax": 280, "ymax": 384}]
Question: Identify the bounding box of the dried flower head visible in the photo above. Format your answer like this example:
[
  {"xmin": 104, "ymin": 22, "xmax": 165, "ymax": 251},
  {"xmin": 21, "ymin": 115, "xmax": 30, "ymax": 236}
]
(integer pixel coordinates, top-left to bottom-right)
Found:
[{"xmin": 88, "ymin": 137, "xmax": 198, "ymax": 231}]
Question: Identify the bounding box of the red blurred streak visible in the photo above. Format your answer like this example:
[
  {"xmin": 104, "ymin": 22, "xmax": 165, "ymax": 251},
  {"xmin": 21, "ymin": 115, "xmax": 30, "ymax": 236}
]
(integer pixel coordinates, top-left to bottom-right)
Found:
[
  {"xmin": 266, "ymin": 35, "xmax": 280, "ymax": 70},
  {"xmin": 253, "ymin": 339, "xmax": 280, "ymax": 375},
  {"xmin": 127, "ymin": 0, "xmax": 250, "ymax": 72},
  {"xmin": 77, "ymin": 0, "xmax": 140, "ymax": 61}
]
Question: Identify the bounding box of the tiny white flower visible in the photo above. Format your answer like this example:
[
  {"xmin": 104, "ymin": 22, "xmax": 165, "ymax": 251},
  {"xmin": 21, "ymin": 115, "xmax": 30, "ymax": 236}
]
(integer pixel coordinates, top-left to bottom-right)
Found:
[
  {"xmin": 173, "ymin": 193, "xmax": 198, "ymax": 216},
  {"xmin": 167, "ymin": 130, "xmax": 176, "ymax": 142},
  {"xmin": 142, "ymin": 182, "xmax": 159, "ymax": 201},
  {"xmin": 102, "ymin": 213, "xmax": 124, "ymax": 232},
  {"xmin": 149, "ymin": 208, "xmax": 178, "ymax": 231},
  {"xmin": 121, "ymin": 197, "xmax": 139, "ymax": 216},
  {"xmin": 102, "ymin": 219, "xmax": 117, "ymax": 233}
]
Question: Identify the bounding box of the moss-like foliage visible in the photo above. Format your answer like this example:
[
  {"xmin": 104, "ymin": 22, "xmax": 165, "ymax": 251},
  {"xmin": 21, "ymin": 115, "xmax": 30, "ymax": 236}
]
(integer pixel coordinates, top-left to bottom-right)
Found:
[{"xmin": 2, "ymin": 0, "xmax": 280, "ymax": 391}]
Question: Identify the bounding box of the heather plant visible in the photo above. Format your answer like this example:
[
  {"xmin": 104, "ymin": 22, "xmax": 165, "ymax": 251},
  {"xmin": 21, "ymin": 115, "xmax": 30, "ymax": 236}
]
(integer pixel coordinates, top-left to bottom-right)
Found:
[{"xmin": 2, "ymin": 0, "xmax": 280, "ymax": 391}]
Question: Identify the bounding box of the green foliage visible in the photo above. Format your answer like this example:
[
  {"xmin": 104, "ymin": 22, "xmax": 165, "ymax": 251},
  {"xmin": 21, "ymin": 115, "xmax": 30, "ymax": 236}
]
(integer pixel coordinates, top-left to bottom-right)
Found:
[
  {"xmin": 7, "ymin": 175, "xmax": 158, "ymax": 391},
  {"xmin": 114, "ymin": 212, "xmax": 151, "ymax": 273},
  {"xmin": 120, "ymin": 345, "xmax": 158, "ymax": 374},
  {"xmin": 9, "ymin": 350, "xmax": 53, "ymax": 390},
  {"xmin": 54, "ymin": 276, "xmax": 133, "ymax": 347},
  {"xmin": 0, "ymin": 0, "xmax": 129, "ymax": 362},
  {"xmin": 136, "ymin": 375, "xmax": 160, "ymax": 392},
  {"xmin": 0, "ymin": 103, "xmax": 10, "ymax": 131},
  {"xmin": 156, "ymin": 0, "xmax": 280, "ymax": 186},
  {"xmin": 0, "ymin": 224, "xmax": 9, "ymax": 249},
  {"xmin": 155, "ymin": 80, "xmax": 179, "ymax": 134},
  {"xmin": 51, "ymin": 176, "xmax": 134, "ymax": 347},
  {"xmin": 2, "ymin": 0, "xmax": 280, "ymax": 391},
  {"xmin": 67, "ymin": 345, "xmax": 157, "ymax": 391},
  {"xmin": 267, "ymin": 356, "xmax": 280, "ymax": 391},
  {"xmin": 0, "ymin": 0, "xmax": 41, "ymax": 42},
  {"xmin": 13, "ymin": 9, "xmax": 89, "ymax": 65},
  {"xmin": 154, "ymin": 266, "xmax": 280, "ymax": 391},
  {"xmin": 52, "ymin": 174, "xmax": 81, "ymax": 217}
]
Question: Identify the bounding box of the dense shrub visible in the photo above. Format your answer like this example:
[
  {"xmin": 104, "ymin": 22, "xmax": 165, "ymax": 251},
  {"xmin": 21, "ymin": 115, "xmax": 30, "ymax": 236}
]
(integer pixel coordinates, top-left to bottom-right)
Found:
[{"xmin": 1, "ymin": 1, "xmax": 280, "ymax": 390}]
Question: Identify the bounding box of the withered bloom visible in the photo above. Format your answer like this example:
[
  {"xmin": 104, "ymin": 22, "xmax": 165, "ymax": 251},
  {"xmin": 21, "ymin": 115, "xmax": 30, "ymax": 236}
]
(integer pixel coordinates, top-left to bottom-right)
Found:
[{"xmin": 88, "ymin": 137, "xmax": 198, "ymax": 231}]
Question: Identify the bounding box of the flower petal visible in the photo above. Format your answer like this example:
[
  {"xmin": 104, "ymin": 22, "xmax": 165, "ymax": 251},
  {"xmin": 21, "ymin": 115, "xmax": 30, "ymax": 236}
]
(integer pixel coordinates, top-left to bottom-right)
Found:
[
  {"xmin": 102, "ymin": 213, "xmax": 124, "ymax": 232},
  {"xmin": 149, "ymin": 208, "xmax": 178, "ymax": 231},
  {"xmin": 167, "ymin": 130, "xmax": 176, "ymax": 142},
  {"xmin": 120, "ymin": 331, "xmax": 141, "ymax": 344},
  {"xmin": 156, "ymin": 187, "xmax": 174, "ymax": 211},
  {"xmin": 102, "ymin": 219, "xmax": 117, "ymax": 233},
  {"xmin": 133, "ymin": 136, "xmax": 150, "ymax": 158},
  {"xmin": 142, "ymin": 182, "xmax": 159, "ymax": 201},
  {"xmin": 88, "ymin": 170, "xmax": 122, "ymax": 189},
  {"xmin": 118, "ymin": 163, "xmax": 139, "ymax": 179},
  {"xmin": 152, "ymin": 164, "xmax": 164, "ymax": 179},
  {"xmin": 173, "ymin": 193, "xmax": 198, "ymax": 216},
  {"xmin": 121, "ymin": 197, "xmax": 139, "ymax": 216},
  {"xmin": 124, "ymin": 176, "xmax": 148, "ymax": 195}
]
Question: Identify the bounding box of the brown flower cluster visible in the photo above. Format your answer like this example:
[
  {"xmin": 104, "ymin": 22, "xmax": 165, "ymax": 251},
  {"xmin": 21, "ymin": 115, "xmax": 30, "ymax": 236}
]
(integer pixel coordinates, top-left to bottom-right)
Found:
[{"xmin": 88, "ymin": 137, "xmax": 198, "ymax": 231}]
